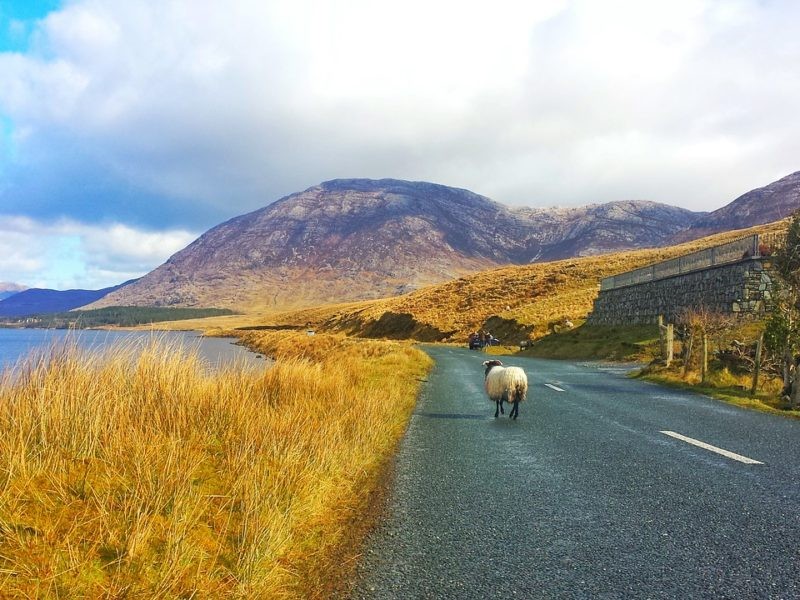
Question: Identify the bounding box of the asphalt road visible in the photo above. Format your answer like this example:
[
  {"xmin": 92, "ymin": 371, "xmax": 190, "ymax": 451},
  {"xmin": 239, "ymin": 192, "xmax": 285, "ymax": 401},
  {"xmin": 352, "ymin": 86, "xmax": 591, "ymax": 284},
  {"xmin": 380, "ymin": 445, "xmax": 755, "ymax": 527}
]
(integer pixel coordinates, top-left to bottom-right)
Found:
[{"xmin": 349, "ymin": 346, "xmax": 800, "ymax": 599}]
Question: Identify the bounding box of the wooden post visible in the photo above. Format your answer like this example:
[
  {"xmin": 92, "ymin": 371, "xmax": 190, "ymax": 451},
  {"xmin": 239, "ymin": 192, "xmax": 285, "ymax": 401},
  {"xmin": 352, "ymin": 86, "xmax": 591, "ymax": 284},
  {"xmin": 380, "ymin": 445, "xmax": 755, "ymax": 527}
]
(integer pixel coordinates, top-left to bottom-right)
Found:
[
  {"xmin": 701, "ymin": 333, "xmax": 708, "ymax": 383},
  {"xmin": 658, "ymin": 316, "xmax": 674, "ymax": 367},
  {"xmin": 666, "ymin": 323, "xmax": 674, "ymax": 368},
  {"xmin": 683, "ymin": 333, "xmax": 694, "ymax": 378},
  {"xmin": 792, "ymin": 356, "xmax": 800, "ymax": 410},
  {"xmin": 751, "ymin": 332, "xmax": 763, "ymax": 396},
  {"xmin": 782, "ymin": 347, "xmax": 793, "ymax": 401}
]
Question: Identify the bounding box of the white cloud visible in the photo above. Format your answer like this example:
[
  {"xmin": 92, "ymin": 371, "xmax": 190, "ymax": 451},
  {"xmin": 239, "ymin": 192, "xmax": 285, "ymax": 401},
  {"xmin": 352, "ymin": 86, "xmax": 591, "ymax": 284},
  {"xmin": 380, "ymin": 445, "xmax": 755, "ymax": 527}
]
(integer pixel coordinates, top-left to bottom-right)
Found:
[
  {"xmin": 0, "ymin": 216, "xmax": 197, "ymax": 289},
  {"xmin": 0, "ymin": 0, "xmax": 798, "ymax": 229}
]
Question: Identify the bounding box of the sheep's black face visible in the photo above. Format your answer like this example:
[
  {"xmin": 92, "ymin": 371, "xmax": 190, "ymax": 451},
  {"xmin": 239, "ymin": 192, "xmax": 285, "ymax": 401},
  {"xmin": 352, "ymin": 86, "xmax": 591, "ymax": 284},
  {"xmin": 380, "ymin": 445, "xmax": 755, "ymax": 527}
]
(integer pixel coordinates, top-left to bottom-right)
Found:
[{"xmin": 482, "ymin": 359, "xmax": 503, "ymax": 378}]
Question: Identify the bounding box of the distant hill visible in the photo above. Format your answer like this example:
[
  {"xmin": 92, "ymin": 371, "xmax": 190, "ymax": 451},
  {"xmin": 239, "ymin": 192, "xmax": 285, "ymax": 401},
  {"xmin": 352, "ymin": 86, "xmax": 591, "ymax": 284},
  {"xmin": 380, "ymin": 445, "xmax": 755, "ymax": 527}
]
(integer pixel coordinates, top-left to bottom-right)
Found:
[
  {"xmin": 675, "ymin": 171, "xmax": 800, "ymax": 241},
  {"xmin": 90, "ymin": 179, "xmax": 699, "ymax": 311},
  {"xmin": 0, "ymin": 280, "xmax": 137, "ymax": 318},
  {"xmin": 14, "ymin": 306, "xmax": 236, "ymax": 329},
  {"xmin": 256, "ymin": 221, "xmax": 787, "ymax": 343},
  {"xmin": 0, "ymin": 282, "xmax": 27, "ymax": 301}
]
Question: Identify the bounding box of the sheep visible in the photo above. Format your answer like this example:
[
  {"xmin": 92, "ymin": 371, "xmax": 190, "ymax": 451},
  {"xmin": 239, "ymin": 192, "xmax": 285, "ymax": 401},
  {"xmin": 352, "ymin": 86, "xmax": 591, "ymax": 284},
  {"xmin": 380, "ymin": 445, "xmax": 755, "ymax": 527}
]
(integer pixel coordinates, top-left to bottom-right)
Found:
[{"xmin": 482, "ymin": 359, "xmax": 528, "ymax": 419}]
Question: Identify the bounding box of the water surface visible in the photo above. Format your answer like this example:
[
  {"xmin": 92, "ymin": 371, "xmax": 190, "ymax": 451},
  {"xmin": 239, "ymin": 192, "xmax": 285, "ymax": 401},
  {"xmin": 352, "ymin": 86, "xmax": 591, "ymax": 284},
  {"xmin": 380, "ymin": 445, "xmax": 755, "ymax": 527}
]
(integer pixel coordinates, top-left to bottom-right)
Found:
[{"xmin": 0, "ymin": 328, "xmax": 266, "ymax": 373}]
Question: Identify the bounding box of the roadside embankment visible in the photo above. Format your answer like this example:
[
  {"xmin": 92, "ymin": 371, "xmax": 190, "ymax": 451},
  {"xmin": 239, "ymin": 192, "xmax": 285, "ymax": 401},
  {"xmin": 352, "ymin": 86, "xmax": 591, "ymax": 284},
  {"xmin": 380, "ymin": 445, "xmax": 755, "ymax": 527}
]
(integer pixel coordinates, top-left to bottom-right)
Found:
[
  {"xmin": 637, "ymin": 364, "xmax": 800, "ymax": 419},
  {"xmin": 519, "ymin": 323, "xmax": 800, "ymax": 418}
]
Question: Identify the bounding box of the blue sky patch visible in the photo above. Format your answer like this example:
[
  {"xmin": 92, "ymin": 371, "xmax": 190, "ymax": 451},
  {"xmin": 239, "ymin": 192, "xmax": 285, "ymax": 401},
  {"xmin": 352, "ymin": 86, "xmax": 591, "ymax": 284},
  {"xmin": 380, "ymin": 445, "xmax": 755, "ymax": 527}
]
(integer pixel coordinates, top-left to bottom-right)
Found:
[{"xmin": 0, "ymin": 0, "xmax": 61, "ymax": 52}]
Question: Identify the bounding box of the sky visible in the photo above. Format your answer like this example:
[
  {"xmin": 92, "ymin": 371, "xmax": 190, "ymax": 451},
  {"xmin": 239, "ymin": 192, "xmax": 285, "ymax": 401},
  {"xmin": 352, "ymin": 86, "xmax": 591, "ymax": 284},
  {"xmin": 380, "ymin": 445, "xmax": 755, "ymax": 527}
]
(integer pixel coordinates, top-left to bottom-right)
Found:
[{"xmin": 0, "ymin": 0, "xmax": 799, "ymax": 290}]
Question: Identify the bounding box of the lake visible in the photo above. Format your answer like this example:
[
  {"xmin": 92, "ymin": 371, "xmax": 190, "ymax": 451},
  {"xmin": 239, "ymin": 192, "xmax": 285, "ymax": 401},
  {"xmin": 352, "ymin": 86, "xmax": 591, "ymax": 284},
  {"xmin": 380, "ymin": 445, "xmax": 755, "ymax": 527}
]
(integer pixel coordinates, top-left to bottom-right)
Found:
[{"xmin": 0, "ymin": 328, "xmax": 267, "ymax": 373}]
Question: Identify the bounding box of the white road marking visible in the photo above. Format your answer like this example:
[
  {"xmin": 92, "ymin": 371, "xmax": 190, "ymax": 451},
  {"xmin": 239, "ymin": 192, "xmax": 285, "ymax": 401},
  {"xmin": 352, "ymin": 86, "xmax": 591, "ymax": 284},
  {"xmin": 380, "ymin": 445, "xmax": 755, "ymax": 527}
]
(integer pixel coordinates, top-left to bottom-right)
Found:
[
  {"xmin": 545, "ymin": 383, "xmax": 565, "ymax": 392},
  {"xmin": 660, "ymin": 431, "xmax": 764, "ymax": 465}
]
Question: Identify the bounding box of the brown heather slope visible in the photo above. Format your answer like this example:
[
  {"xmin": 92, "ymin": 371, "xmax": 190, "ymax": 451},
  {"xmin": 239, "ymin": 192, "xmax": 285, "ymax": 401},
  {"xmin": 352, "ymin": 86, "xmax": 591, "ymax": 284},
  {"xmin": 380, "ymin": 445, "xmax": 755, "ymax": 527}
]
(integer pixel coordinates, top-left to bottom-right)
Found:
[{"xmin": 249, "ymin": 221, "xmax": 788, "ymax": 343}]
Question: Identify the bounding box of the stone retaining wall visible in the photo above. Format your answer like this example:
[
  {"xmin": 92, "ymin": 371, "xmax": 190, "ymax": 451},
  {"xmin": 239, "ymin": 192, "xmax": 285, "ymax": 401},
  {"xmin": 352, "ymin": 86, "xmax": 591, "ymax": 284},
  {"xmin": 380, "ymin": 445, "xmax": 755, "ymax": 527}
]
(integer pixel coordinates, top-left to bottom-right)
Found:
[{"xmin": 588, "ymin": 258, "xmax": 774, "ymax": 325}]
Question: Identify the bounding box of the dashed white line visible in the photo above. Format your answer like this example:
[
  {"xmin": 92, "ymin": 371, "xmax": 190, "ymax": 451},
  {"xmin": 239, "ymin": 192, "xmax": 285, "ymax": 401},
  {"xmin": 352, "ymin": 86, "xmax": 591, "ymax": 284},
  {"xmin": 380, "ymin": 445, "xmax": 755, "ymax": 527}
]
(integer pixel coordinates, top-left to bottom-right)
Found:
[
  {"xmin": 660, "ymin": 431, "xmax": 764, "ymax": 465},
  {"xmin": 545, "ymin": 383, "xmax": 565, "ymax": 392}
]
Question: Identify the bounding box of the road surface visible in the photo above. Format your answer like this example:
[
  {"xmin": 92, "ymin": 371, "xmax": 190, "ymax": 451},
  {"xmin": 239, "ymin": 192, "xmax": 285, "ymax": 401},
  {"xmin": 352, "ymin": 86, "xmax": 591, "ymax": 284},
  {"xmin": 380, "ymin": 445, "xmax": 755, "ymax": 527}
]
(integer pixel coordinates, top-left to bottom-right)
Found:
[{"xmin": 350, "ymin": 346, "xmax": 800, "ymax": 599}]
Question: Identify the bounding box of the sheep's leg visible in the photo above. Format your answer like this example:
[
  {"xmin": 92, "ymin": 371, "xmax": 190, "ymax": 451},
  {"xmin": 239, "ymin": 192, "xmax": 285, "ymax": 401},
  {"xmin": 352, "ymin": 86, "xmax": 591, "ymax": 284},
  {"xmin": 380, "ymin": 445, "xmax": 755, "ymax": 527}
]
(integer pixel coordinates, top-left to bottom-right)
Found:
[
  {"xmin": 494, "ymin": 400, "xmax": 500, "ymax": 418},
  {"xmin": 500, "ymin": 398, "xmax": 504, "ymax": 415},
  {"xmin": 511, "ymin": 400, "xmax": 519, "ymax": 420}
]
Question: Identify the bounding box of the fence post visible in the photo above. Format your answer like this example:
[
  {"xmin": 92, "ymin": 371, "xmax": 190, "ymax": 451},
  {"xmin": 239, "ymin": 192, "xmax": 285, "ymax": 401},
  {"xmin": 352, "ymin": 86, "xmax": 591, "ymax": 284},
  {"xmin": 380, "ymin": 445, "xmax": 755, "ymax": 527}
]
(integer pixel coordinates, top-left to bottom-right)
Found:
[
  {"xmin": 683, "ymin": 331, "xmax": 694, "ymax": 377},
  {"xmin": 701, "ymin": 333, "xmax": 708, "ymax": 383},
  {"xmin": 751, "ymin": 332, "xmax": 764, "ymax": 396},
  {"xmin": 658, "ymin": 316, "xmax": 674, "ymax": 367},
  {"xmin": 666, "ymin": 323, "xmax": 674, "ymax": 368}
]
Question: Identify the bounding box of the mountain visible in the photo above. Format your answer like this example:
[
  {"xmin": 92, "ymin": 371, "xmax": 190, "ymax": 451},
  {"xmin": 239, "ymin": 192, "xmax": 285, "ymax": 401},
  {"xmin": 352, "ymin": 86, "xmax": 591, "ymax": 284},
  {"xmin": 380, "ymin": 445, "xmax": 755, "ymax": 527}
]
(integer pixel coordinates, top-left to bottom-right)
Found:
[
  {"xmin": 0, "ymin": 282, "xmax": 27, "ymax": 301},
  {"xmin": 91, "ymin": 179, "xmax": 699, "ymax": 311},
  {"xmin": 676, "ymin": 171, "xmax": 800, "ymax": 240},
  {"xmin": 513, "ymin": 200, "xmax": 703, "ymax": 261},
  {"xmin": 0, "ymin": 280, "xmax": 136, "ymax": 318}
]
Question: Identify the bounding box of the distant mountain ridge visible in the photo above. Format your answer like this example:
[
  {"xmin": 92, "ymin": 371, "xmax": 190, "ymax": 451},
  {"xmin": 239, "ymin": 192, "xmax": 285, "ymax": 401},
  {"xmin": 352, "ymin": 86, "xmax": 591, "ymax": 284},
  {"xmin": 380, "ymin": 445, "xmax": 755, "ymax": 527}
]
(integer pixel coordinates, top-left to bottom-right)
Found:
[
  {"xmin": 0, "ymin": 282, "xmax": 27, "ymax": 302},
  {"xmin": 0, "ymin": 280, "xmax": 136, "ymax": 318},
  {"xmin": 91, "ymin": 179, "xmax": 698, "ymax": 311},
  {"xmin": 89, "ymin": 171, "xmax": 800, "ymax": 312},
  {"xmin": 512, "ymin": 200, "xmax": 704, "ymax": 260}
]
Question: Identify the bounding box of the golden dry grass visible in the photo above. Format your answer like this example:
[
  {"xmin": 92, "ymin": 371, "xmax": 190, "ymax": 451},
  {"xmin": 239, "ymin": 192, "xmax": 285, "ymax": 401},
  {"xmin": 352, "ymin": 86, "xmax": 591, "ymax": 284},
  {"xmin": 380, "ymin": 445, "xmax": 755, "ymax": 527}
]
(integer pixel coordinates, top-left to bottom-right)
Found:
[
  {"xmin": 261, "ymin": 221, "xmax": 788, "ymax": 341},
  {"xmin": 639, "ymin": 367, "xmax": 800, "ymax": 418},
  {"xmin": 0, "ymin": 333, "xmax": 431, "ymax": 598}
]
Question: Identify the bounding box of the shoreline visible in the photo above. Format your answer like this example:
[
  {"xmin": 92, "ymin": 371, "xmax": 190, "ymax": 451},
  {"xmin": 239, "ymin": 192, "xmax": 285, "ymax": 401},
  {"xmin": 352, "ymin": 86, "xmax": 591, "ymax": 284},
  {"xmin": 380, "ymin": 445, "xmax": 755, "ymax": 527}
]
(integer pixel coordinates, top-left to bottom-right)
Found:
[{"xmin": 0, "ymin": 329, "xmax": 269, "ymax": 374}]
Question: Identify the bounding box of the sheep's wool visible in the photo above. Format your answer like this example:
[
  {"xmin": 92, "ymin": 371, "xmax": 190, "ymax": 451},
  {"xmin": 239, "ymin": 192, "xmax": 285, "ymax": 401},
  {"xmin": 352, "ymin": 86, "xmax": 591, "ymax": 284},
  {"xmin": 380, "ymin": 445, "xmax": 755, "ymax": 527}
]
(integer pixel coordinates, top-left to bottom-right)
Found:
[{"xmin": 485, "ymin": 366, "xmax": 528, "ymax": 403}]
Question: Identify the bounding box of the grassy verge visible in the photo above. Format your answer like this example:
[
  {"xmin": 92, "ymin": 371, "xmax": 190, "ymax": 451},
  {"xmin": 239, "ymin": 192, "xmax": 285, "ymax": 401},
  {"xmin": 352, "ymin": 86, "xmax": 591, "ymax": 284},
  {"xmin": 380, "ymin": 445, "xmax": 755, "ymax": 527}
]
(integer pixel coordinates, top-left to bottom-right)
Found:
[
  {"xmin": 522, "ymin": 324, "xmax": 660, "ymax": 361},
  {"xmin": 0, "ymin": 332, "xmax": 431, "ymax": 598},
  {"xmin": 638, "ymin": 365, "xmax": 800, "ymax": 419}
]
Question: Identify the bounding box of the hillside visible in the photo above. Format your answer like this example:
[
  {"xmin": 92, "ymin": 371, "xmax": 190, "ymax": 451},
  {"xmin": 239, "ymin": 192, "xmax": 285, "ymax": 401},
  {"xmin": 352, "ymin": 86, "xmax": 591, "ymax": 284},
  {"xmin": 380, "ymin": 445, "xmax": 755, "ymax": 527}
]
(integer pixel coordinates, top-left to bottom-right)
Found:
[
  {"xmin": 247, "ymin": 221, "xmax": 788, "ymax": 344},
  {"xmin": 676, "ymin": 171, "xmax": 800, "ymax": 240},
  {"xmin": 90, "ymin": 179, "xmax": 699, "ymax": 312},
  {"xmin": 0, "ymin": 280, "xmax": 136, "ymax": 318}
]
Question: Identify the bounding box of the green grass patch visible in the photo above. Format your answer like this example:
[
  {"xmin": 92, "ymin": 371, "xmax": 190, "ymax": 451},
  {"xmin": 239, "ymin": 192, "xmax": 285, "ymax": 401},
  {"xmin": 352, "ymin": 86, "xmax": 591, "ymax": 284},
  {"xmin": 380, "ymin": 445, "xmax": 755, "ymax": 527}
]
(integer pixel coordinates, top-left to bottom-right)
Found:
[
  {"xmin": 10, "ymin": 306, "xmax": 237, "ymax": 328},
  {"xmin": 521, "ymin": 324, "xmax": 660, "ymax": 361}
]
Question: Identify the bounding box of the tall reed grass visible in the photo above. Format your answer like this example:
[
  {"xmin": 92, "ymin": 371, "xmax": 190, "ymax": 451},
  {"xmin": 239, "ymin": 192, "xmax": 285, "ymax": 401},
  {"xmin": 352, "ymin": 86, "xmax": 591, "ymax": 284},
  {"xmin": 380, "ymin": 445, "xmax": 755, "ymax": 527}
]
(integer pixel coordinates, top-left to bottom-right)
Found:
[{"xmin": 0, "ymin": 333, "xmax": 430, "ymax": 597}]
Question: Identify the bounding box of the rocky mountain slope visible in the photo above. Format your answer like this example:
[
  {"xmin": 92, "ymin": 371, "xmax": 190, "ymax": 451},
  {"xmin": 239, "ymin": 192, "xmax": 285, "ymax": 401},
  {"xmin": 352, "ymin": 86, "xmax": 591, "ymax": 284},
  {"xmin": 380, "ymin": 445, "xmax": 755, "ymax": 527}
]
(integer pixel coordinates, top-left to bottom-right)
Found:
[
  {"xmin": 514, "ymin": 200, "xmax": 701, "ymax": 260},
  {"xmin": 91, "ymin": 179, "xmax": 699, "ymax": 311},
  {"xmin": 675, "ymin": 170, "xmax": 800, "ymax": 241}
]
